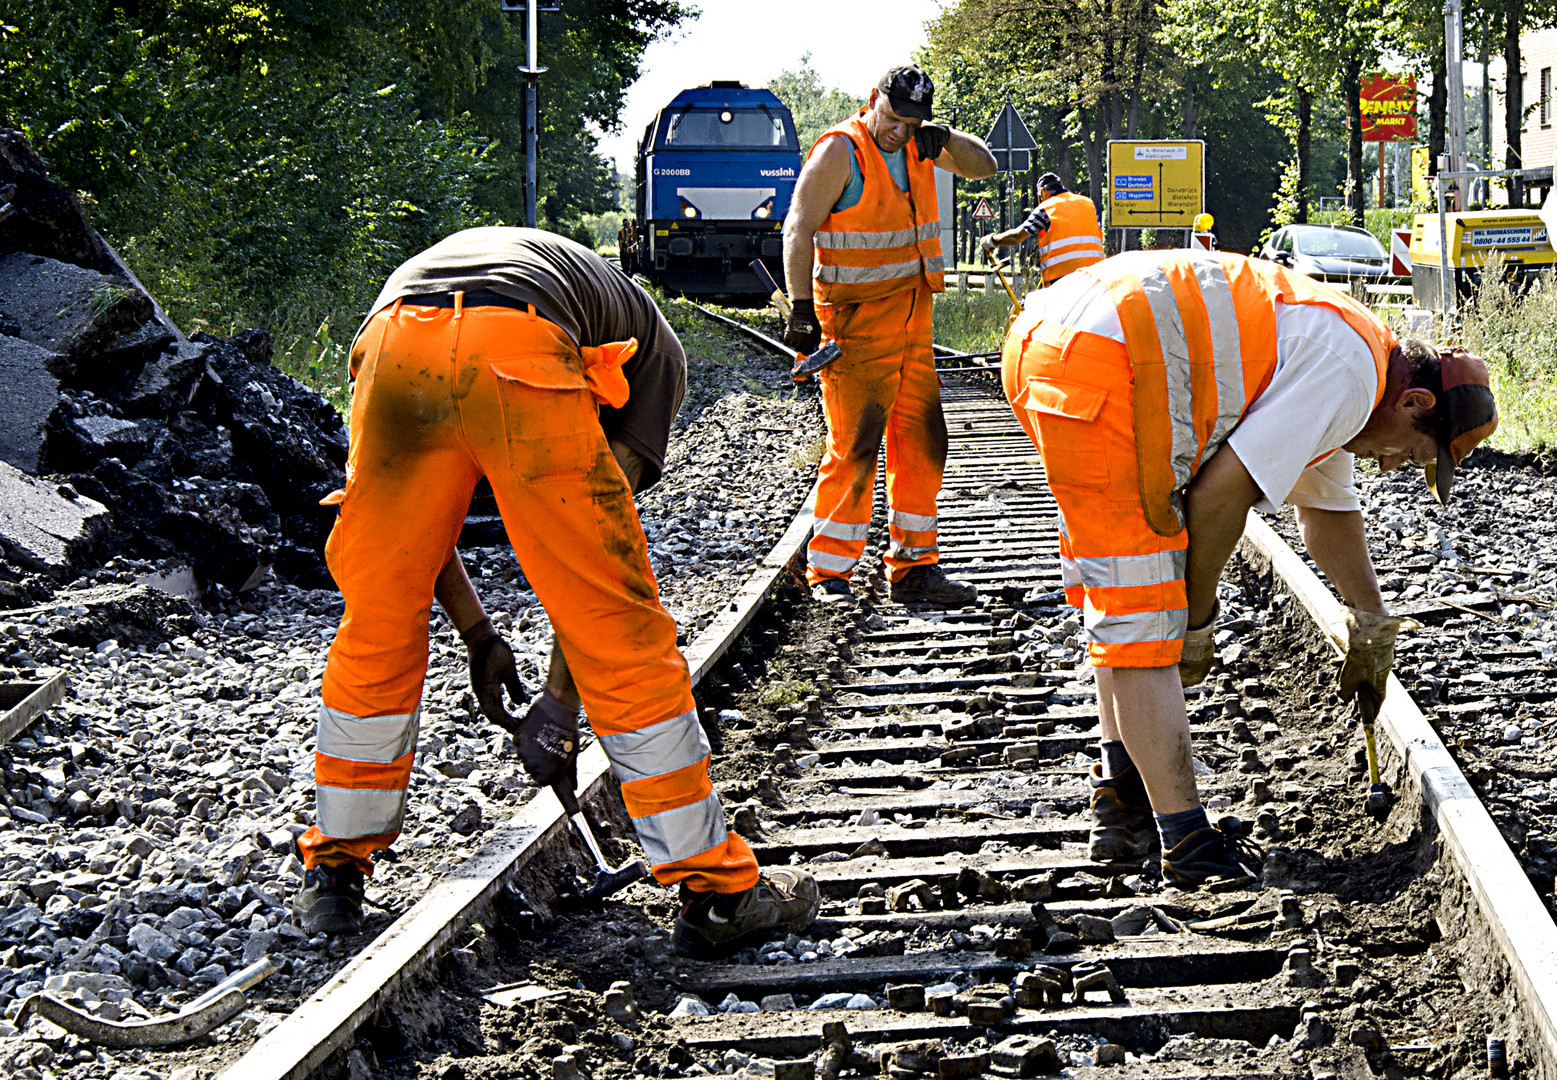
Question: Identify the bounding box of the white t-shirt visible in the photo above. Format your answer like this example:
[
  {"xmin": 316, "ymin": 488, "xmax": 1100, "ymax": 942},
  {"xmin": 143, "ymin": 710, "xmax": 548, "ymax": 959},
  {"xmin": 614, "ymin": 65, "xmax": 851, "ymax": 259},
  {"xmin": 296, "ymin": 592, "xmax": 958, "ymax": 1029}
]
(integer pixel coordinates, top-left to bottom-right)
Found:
[{"xmin": 1022, "ymin": 275, "xmax": 1379, "ymax": 512}]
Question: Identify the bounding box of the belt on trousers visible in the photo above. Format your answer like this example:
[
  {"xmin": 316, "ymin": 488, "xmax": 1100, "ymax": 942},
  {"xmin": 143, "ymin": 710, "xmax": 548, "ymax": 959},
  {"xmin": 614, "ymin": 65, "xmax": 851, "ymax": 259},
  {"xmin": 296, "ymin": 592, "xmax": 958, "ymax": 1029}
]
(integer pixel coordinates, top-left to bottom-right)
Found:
[{"xmin": 398, "ymin": 288, "xmax": 533, "ymax": 312}]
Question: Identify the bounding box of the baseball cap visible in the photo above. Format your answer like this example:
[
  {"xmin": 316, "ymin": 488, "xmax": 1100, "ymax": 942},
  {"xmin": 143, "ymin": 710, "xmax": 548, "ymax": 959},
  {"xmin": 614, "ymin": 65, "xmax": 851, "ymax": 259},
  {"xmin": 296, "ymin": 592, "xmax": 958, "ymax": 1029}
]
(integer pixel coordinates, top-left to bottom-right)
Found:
[
  {"xmin": 878, "ymin": 64, "xmax": 933, "ymax": 121},
  {"xmin": 1038, "ymin": 172, "xmax": 1066, "ymax": 194},
  {"xmin": 1423, "ymin": 347, "xmax": 1498, "ymax": 504}
]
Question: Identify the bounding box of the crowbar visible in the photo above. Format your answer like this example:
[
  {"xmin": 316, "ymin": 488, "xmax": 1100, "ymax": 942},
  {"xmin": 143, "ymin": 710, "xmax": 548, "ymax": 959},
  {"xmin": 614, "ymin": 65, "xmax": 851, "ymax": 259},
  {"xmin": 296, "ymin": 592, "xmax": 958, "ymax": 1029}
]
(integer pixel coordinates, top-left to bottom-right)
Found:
[{"xmin": 14, "ymin": 957, "xmax": 279, "ymax": 1048}]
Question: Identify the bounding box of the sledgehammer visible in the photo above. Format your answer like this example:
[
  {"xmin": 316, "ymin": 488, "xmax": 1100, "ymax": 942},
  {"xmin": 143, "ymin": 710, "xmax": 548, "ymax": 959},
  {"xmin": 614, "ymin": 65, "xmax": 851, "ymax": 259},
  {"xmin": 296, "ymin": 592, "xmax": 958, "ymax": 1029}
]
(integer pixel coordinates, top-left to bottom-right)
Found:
[
  {"xmin": 1355, "ymin": 684, "xmax": 1393, "ymax": 818},
  {"xmin": 551, "ymin": 775, "xmax": 650, "ymax": 901},
  {"xmin": 749, "ymin": 259, "xmax": 843, "ymax": 381}
]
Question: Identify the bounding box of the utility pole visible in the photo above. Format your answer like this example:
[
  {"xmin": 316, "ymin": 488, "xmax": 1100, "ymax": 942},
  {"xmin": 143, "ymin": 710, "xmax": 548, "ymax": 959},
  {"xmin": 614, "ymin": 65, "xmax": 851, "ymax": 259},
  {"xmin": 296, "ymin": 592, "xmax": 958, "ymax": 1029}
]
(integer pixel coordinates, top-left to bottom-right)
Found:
[
  {"xmin": 1444, "ymin": 0, "xmax": 1468, "ymax": 208},
  {"xmin": 502, "ymin": 0, "xmax": 560, "ymax": 227}
]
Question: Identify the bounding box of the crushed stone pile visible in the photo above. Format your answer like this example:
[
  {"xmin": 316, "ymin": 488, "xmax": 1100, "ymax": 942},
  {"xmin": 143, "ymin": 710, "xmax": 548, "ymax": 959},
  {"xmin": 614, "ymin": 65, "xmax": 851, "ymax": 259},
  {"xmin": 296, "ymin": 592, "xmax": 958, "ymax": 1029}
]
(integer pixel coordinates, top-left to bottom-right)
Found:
[{"xmin": 0, "ymin": 129, "xmax": 346, "ymax": 608}]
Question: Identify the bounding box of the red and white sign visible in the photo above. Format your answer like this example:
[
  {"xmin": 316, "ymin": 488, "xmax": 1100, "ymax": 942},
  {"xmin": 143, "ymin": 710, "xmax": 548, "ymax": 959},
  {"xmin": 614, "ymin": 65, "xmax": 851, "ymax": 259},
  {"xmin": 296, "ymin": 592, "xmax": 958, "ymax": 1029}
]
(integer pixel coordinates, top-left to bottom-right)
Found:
[
  {"xmin": 1360, "ymin": 75, "xmax": 1418, "ymax": 143},
  {"xmin": 1391, "ymin": 228, "xmax": 1412, "ymax": 276},
  {"xmin": 971, "ymin": 198, "xmax": 995, "ymax": 220},
  {"xmin": 1191, "ymin": 231, "xmax": 1216, "ymax": 251}
]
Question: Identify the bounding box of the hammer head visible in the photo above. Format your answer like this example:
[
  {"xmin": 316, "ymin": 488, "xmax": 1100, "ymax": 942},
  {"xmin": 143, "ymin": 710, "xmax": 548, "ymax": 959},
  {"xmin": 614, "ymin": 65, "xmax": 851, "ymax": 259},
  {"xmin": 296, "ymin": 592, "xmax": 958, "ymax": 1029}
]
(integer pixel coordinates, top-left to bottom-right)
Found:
[
  {"xmin": 581, "ymin": 857, "xmax": 651, "ymax": 901},
  {"xmin": 1365, "ymin": 783, "xmax": 1393, "ymax": 819}
]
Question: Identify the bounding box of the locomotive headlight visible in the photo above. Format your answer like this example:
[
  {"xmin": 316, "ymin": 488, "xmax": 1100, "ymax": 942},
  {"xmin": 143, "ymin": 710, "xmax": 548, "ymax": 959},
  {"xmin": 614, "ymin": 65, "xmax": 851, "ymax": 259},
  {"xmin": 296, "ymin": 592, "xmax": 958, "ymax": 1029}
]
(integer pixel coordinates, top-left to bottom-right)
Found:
[
  {"xmin": 720, "ymin": 110, "xmax": 733, "ymax": 122},
  {"xmin": 752, "ymin": 197, "xmax": 775, "ymax": 220},
  {"xmin": 679, "ymin": 197, "xmax": 701, "ymax": 219}
]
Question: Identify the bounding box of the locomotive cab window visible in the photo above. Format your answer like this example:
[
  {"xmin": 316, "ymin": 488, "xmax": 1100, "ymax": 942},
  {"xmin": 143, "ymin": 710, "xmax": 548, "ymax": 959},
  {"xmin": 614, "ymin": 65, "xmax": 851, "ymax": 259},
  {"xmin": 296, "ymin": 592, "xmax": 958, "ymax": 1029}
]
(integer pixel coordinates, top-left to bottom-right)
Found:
[{"xmin": 664, "ymin": 108, "xmax": 793, "ymax": 148}]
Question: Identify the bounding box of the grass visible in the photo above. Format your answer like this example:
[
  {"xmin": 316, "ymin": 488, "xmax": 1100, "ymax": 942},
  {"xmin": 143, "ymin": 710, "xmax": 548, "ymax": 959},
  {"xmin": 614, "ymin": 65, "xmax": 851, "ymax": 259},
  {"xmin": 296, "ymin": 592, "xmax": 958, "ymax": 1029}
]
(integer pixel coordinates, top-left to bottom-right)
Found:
[
  {"xmin": 933, "ymin": 289, "xmax": 1016, "ymax": 356},
  {"xmin": 758, "ymin": 677, "xmax": 815, "ymax": 707},
  {"xmin": 1455, "ymin": 261, "xmax": 1557, "ymax": 453},
  {"xmin": 787, "ymin": 436, "xmax": 825, "ymax": 470}
]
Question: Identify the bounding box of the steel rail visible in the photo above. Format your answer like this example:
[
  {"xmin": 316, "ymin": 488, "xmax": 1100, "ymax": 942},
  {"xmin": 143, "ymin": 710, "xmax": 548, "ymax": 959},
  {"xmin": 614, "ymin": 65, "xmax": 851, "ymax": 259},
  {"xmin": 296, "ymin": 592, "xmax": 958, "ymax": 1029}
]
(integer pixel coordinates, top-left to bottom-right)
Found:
[
  {"xmin": 217, "ymin": 314, "xmax": 820, "ymax": 1080},
  {"xmin": 1240, "ymin": 513, "xmax": 1557, "ymax": 1077},
  {"xmin": 681, "ymin": 298, "xmax": 1000, "ymax": 367}
]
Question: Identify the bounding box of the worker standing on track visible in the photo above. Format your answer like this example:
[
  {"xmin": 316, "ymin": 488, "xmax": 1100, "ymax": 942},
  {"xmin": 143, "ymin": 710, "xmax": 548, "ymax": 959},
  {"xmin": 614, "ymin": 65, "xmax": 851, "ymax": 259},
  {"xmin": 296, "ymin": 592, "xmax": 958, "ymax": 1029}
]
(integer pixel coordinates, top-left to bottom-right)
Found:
[
  {"xmin": 293, "ymin": 228, "xmax": 818, "ymax": 958},
  {"xmin": 782, "ymin": 64, "xmax": 997, "ymax": 607},
  {"xmin": 980, "ymin": 173, "xmax": 1104, "ymax": 286},
  {"xmin": 1001, "ymin": 249, "xmax": 1497, "ymax": 889}
]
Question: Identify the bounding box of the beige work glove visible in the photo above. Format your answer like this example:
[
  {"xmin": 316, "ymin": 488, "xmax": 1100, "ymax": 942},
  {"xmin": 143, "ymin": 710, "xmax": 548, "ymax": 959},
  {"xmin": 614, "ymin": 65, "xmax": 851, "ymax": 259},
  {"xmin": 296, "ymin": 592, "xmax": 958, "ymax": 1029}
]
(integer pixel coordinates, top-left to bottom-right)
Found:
[
  {"xmin": 980, "ymin": 234, "xmax": 997, "ymax": 260},
  {"xmin": 1178, "ymin": 601, "xmax": 1218, "ymax": 688},
  {"xmin": 1336, "ymin": 608, "xmax": 1404, "ymax": 703}
]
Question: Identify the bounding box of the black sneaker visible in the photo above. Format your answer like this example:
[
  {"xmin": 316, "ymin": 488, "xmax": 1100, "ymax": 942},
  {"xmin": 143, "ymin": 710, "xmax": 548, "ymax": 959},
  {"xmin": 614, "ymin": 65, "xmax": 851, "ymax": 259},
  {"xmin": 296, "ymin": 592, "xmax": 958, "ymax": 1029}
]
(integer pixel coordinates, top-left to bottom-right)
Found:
[
  {"xmin": 672, "ymin": 869, "xmax": 821, "ymax": 959},
  {"xmin": 811, "ymin": 578, "xmax": 855, "ymax": 605},
  {"xmin": 292, "ymin": 862, "xmax": 365, "ymax": 935},
  {"xmin": 1088, "ymin": 763, "xmax": 1157, "ymax": 862},
  {"xmin": 1161, "ymin": 817, "xmax": 1263, "ymax": 891},
  {"xmin": 890, "ymin": 565, "xmax": 978, "ymax": 607}
]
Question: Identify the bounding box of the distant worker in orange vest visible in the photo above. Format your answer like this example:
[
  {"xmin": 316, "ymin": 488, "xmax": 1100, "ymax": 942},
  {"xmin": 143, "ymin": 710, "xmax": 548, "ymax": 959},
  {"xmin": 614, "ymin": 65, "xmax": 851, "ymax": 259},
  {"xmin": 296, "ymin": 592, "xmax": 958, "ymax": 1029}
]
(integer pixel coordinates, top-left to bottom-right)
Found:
[
  {"xmin": 1001, "ymin": 249, "xmax": 1497, "ymax": 889},
  {"xmin": 293, "ymin": 228, "xmax": 819, "ymax": 958},
  {"xmin": 981, "ymin": 173, "xmax": 1105, "ymax": 285},
  {"xmin": 781, "ymin": 65, "xmax": 997, "ymax": 607}
]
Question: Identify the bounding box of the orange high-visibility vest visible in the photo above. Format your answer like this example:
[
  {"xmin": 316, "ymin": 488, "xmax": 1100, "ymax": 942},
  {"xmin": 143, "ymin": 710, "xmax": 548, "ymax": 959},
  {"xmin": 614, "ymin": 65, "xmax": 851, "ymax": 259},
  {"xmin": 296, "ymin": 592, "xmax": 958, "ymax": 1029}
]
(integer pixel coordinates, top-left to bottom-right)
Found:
[
  {"xmin": 1088, "ymin": 251, "xmax": 1396, "ymax": 536},
  {"xmin": 1035, "ymin": 191, "xmax": 1105, "ymax": 284},
  {"xmin": 810, "ymin": 110, "xmax": 944, "ymax": 304}
]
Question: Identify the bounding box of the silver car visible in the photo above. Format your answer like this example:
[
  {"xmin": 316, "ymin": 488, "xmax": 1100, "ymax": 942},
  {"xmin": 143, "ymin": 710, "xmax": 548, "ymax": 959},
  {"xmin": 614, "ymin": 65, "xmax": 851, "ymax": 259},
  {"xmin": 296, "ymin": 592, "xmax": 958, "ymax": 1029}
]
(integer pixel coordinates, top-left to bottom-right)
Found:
[{"xmin": 1259, "ymin": 224, "xmax": 1391, "ymax": 282}]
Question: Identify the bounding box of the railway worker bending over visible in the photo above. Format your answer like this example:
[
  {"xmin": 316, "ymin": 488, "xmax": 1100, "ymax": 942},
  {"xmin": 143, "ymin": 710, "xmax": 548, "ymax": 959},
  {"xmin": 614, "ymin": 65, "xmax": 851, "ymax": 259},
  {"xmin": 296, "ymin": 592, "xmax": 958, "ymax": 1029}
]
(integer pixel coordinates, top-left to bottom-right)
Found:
[
  {"xmin": 293, "ymin": 227, "xmax": 818, "ymax": 958},
  {"xmin": 980, "ymin": 172, "xmax": 1105, "ymax": 286},
  {"xmin": 1000, "ymin": 249, "xmax": 1498, "ymax": 888},
  {"xmin": 782, "ymin": 64, "xmax": 997, "ymax": 607}
]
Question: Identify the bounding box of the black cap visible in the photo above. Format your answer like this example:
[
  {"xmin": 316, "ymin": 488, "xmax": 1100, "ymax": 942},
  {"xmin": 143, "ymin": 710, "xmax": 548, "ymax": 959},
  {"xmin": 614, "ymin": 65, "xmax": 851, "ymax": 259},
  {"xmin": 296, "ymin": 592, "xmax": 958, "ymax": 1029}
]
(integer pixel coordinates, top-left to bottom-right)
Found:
[
  {"xmin": 1038, "ymin": 172, "xmax": 1066, "ymax": 195},
  {"xmin": 878, "ymin": 64, "xmax": 934, "ymax": 121}
]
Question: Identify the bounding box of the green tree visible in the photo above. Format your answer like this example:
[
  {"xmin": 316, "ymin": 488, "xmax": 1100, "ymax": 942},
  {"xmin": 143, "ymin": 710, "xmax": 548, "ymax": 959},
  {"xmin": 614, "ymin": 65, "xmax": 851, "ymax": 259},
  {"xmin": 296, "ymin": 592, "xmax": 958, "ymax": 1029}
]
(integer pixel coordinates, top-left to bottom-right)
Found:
[{"xmin": 769, "ymin": 53, "xmax": 867, "ymax": 151}]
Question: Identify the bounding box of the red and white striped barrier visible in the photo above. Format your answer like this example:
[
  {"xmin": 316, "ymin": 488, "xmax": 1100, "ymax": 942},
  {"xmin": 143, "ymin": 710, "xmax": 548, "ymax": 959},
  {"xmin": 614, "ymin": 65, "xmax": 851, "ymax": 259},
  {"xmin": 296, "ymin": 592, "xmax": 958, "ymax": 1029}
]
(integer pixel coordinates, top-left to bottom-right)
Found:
[{"xmin": 1391, "ymin": 228, "xmax": 1412, "ymax": 276}]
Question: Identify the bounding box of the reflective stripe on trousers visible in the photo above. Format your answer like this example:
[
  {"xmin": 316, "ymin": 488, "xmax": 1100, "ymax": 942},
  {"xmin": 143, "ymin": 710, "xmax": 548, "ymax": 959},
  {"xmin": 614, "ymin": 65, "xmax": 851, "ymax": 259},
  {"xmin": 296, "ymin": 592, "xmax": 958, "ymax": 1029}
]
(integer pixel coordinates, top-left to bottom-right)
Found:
[
  {"xmin": 886, "ymin": 507, "xmax": 937, "ymax": 565},
  {"xmin": 312, "ymin": 703, "xmax": 420, "ymax": 840},
  {"xmin": 599, "ymin": 706, "xmax": 734, "ymax": 868}
]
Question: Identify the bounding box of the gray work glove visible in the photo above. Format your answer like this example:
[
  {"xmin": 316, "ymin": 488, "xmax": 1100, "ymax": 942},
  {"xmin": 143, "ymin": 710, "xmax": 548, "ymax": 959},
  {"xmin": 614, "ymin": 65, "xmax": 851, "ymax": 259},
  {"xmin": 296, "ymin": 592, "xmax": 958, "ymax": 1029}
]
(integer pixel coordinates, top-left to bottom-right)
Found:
[
  {"xmin": 515, "ymin": 691, "xmax": 580, "ymax": 788},
  {"xmin": 784, "ymin": 298, "xmax": 821, "ymax": 355},
  {"xmin": 1336, "ymin": 608, "xmax": 1403, "ymax": 703},
  {"xmin": 463, "ymin": 617, "xmax": 527, "ymax": 731},
  {"xmin": 913, "ymin": 122, "xmax": 951, "ymax": 161},
  {"xmin": 979, "ymin": 234, "xmax": 998, "ymax": 260},
  {"xmin": 1178, "ymin": 601, "xmax": 1218, "ymax": 688}
]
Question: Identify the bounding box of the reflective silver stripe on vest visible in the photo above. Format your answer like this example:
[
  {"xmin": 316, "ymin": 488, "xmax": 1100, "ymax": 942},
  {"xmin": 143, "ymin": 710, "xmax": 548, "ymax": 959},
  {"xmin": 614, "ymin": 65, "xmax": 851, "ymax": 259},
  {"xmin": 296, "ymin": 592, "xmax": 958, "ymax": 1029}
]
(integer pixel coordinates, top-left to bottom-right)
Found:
[
  {"xmin": 889, "ymin": 508, "xmax": 937, "ymax": 532},
  {"xmin": 813, "ymin": 517, "xmax": 871, "ymax": 542},
  {"xmin": 1189, "ymin": 258, "xmax": 1247, "ymax": 453},
  {"xmin": 1085, "ymin": 606, "xmax": 1190, "ymax": 644},
  {"xmin": 917, "ymin": 221, "xmax": 941, "ymax": 241},
  {"xmin": 923, "ymin": 255, "xmax": 946, "ymax": 275},
  {"xmin": 1060, "ymin": 553, "xmax": 1083, "ymax": 590},
  {"xmin": 1071, "ymin": 549, "xmax": 1187, "ymax": 589},
  {"xmin": 317, "ymin": 704, "xmax": 419, "ymax": 764},
  {"xmin": 887, "ymin": 540, "xmax": 937, "ymax": 562},
  {"xmin": 1044, "ymin": 248, "xmax": 1106, "ymax": 268},
  {"xmin": 1039, "ymin": 234, "xmax": 1106, "ymax": 256},
  {"xmin": 815, "ymin": 226, "xmax": 923, "ymax": 250},
  {"xmin": 815, "ymin": 258, "xmax": 926, "ymax": 285},
  {"xmin": 808, "ymin": 549, "xmax": 858, "ymax": 573},
  {"xmin": 598, "ymin": 708, "xmax": 709, "ymax": 784},
  {"xmin": 316, "ymin": 785, "xmax": 408, "ymax": 839},
  {"xmin": 632, "ymin": 791, "xmax": 728, "ymax": 866}
]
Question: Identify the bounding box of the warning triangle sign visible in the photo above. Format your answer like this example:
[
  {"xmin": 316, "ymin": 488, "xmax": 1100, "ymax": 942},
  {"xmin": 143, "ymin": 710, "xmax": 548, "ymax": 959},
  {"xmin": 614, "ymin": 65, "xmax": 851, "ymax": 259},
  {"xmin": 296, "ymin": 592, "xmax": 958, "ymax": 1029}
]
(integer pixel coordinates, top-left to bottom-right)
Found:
[
  {"xmin": 972, "ymin": 198, "xmax": 995, "ymax": 220},
  {"xmin": 985, "ymin": 101, "xmax": 1037, "ymax": 152}
]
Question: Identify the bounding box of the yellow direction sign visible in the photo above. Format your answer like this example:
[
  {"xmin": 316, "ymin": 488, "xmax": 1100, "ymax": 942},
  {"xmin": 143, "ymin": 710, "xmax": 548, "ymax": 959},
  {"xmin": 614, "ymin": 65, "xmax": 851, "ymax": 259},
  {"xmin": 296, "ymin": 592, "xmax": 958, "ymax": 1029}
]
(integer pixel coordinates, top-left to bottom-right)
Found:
[{"xmin": 1106, "ymin": 140, "xmax": 1205, "ymax": 229}]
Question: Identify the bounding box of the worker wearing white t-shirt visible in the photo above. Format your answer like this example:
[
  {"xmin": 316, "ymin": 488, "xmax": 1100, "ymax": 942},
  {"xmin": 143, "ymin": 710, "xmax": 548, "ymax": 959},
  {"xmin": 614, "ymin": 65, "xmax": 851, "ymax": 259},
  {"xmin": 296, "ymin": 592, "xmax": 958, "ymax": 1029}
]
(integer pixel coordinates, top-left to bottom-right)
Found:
[{"xmin": 1001, "ymin": 250, "xmax": 1499, "ymax": 890}]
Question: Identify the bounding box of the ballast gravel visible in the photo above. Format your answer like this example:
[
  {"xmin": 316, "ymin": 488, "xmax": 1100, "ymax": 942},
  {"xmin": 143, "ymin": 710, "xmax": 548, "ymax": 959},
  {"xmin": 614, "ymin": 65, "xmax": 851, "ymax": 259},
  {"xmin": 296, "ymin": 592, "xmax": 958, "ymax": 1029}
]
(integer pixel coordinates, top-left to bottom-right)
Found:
[{"xmin": 0, "ymin": 329, "xmax": 820, "ymax": 1077}]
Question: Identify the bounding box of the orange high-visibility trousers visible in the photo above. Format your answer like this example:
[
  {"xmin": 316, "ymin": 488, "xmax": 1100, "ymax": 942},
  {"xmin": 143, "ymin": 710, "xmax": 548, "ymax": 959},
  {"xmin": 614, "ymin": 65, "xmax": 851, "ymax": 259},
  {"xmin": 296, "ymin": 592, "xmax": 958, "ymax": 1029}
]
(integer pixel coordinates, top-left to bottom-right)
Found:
[
  {"xmin": 1001, "ymin": 315, "xmax": 1190, "ymax": 667},
  {"xmin": 806, "ymin": 285, "xmax": 947, "ymax": 586},
  {"xmin": 297, "ymin": 300, "xmax": 758, "ymax": 894}
]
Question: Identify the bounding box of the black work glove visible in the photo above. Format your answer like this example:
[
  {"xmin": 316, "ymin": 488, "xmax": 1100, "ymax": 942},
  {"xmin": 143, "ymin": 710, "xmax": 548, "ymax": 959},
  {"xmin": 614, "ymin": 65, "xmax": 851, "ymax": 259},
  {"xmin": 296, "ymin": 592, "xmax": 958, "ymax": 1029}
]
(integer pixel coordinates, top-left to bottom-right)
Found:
[
  {"xmin": 784, "ymin": 298, "xmax": 821, "ymax": 355},
  {"xmin": 913, "ymin": 122, "xmax": 951, "ymax": 162},
  {"xmin": 463, "ymin": 617, "xmax": 527, "ymax": 732},
  {"xmin": 515, "ymin": 691, "xmax": 580, "ymax": 788}
]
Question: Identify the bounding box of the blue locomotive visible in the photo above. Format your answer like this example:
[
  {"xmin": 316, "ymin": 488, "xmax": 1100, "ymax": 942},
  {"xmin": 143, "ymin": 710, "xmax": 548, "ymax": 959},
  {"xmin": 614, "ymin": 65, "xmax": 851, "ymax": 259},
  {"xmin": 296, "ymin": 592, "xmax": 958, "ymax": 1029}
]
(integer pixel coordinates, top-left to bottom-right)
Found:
[{"xmin": 619, "ymin": 82, "xmax": 802, "ymax": 296}]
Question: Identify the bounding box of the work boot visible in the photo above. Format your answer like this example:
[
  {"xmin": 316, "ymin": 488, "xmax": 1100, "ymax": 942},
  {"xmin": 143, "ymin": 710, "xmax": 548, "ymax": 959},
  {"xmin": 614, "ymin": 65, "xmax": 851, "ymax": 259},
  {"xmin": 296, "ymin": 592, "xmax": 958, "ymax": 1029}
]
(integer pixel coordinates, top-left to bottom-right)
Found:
[
  {"xmin": 292, "ymin": 862, "xmax": 365, "ymax": 935},
  {"xmin": 890, "ymin": 565, "xmax": 978, "ymax": 607},
  {"xmin": 1161, "ymin": 817, "xmax": 1264, "ymax": 891},
  {"xmin": 811, "ymin": 578, "xmax": 855, "ymax": 605},
  {"xmin": 672, "ymin": 868, "xmax": 821, "ymax": 959},
  {"xmin": 1088, "ymin": 763, "xmax": 1157, "ymax": 863}
]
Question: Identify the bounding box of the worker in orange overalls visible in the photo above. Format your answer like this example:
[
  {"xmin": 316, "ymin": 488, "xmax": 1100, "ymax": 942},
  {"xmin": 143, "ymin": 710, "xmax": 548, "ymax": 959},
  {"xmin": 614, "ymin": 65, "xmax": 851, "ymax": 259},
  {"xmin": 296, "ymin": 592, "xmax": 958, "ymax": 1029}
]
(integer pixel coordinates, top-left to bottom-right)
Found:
[
  {"xmin": 1001, "ymin": 249, "xmax": 1497, "ymax": 889},
  {"xmin": 981, "ymin": 173, "xmax": 1105, "ymax": 285},
  {"xmin": 781, "ymin": 64, "xmax": 996, "ymax": 607},
  {"xmin": 293, "ymin": 228, "xmax": 818, "ymax": 958}
]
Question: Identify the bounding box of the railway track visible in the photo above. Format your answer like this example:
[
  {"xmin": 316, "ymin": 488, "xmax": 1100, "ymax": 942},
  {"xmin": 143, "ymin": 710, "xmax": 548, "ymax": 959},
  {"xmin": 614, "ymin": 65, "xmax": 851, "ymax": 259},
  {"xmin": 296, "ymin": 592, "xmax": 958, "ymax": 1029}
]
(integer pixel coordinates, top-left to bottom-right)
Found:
[{"xmin": 180, "ymin": 311, "xmax": 1557, "ymax": 1079}]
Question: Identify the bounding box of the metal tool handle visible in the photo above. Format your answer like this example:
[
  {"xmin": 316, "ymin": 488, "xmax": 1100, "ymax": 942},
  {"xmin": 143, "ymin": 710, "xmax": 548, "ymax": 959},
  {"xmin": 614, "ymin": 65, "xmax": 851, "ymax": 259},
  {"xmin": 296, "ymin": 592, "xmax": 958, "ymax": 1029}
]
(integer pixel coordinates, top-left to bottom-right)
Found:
[{"xmin": 187, "ymin": 956, "xmax": 279, "ymax": 1012}]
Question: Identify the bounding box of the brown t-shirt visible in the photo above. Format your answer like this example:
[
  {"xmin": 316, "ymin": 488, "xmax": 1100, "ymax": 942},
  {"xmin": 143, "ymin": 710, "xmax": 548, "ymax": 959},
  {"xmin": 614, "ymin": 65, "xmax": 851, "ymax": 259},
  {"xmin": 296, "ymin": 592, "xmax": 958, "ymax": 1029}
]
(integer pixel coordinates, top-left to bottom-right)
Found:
[{"xmin": 360, "ymin": 227, "xmax": 686, "ymax": 489}]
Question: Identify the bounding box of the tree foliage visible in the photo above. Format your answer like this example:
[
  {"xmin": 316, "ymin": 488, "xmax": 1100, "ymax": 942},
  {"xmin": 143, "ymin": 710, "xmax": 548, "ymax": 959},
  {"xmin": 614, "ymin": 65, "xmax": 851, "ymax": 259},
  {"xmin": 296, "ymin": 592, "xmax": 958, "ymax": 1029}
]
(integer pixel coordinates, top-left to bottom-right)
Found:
[
  {"xmin": 0, "ymin": 0, "xmax": 688, "ymax": 369},
  {"xmin": 770, "ymin": 53, "xmax": 867, "ymax": 152}
]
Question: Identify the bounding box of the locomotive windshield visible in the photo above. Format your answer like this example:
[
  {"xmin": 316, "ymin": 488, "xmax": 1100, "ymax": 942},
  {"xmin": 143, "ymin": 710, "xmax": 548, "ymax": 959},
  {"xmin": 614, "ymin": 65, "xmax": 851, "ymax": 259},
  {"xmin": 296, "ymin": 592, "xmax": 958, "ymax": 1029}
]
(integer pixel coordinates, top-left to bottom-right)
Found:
[{"xmin": 663, "ymin": 107, "xmax": 794, "ymax": 148}]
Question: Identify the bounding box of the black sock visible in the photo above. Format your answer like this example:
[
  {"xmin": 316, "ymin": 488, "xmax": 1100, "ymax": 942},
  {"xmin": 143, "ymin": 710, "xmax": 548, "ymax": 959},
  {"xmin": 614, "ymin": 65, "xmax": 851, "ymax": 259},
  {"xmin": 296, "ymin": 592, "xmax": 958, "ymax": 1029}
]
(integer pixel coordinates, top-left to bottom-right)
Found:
[
  {"xmin": 1155, "ymin": 806, "xmax": 1211, "ymax": 850},
  {"xmin": 1100, "ymin": 740, "xmax": 1132, "ymax": 778}
]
